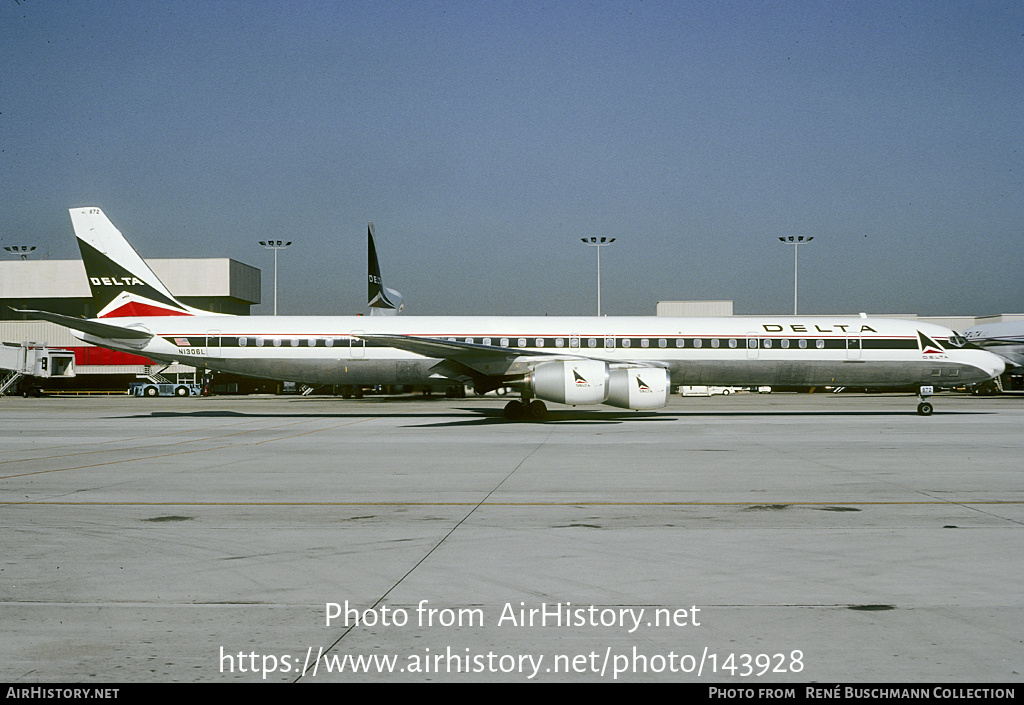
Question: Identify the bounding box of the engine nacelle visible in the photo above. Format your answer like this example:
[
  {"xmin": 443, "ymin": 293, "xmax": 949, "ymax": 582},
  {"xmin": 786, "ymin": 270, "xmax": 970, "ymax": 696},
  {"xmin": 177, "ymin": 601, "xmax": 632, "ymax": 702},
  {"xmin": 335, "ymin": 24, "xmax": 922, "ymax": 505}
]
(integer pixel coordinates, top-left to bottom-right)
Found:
[
  {"xmin": 529, "ymin": 359, "xmax": 609, "ymax": 406},
  {"xmin": 606, "ymin": 367, "xmax": 671, "ymax": 410}
]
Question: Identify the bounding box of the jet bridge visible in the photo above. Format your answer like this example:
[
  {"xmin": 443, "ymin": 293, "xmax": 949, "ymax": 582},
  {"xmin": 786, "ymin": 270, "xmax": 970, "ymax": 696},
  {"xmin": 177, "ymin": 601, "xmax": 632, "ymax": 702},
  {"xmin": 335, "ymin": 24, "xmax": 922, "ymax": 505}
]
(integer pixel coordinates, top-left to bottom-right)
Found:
[{"xmin": 0, "ymin": 342, "xmax": 76, "ymax": 396}]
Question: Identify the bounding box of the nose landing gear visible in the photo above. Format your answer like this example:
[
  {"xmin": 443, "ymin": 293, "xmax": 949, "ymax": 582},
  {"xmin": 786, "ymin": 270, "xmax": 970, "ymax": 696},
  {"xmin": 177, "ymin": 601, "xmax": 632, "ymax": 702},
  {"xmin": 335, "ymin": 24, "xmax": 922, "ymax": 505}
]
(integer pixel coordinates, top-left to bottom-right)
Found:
[{"xmin": 917, "ymin": 386, "xmax": 934, "ymax": 416}]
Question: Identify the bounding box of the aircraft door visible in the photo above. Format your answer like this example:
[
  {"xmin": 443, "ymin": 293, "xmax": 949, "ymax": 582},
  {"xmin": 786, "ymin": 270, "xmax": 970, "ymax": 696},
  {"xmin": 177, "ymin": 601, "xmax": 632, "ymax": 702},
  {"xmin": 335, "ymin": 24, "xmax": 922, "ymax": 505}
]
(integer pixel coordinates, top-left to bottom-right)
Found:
[
  {"xmin": 206, "ymin": 330, "xmax": 221, "ymax": 356},
  {"xmin": 846, "ymin": 335, "xmax": 862, "ymax": 360},
  {"xmin": 746, "ymin": 333, "xmax": 759, "ymax": 359},
  {"xmin": 349, "ymin": 330, "xmax": 365, "ymax": 359}
]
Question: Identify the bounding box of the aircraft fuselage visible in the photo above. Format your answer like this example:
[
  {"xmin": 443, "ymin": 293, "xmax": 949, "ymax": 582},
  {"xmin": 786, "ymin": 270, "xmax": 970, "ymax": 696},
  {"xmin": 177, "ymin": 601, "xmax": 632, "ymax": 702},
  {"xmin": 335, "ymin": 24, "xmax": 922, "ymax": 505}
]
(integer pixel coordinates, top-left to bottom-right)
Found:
[{"xmin": 80, "ymin": 314, "xmax": 1003, "ymax": 390}]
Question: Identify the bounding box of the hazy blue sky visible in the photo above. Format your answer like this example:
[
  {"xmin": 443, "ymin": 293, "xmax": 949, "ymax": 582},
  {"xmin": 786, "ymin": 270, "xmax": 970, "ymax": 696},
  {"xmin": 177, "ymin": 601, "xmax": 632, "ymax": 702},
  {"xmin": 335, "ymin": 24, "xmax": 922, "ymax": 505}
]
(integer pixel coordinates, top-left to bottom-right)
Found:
[{"xmin": 2, "ymin": 1, "xmax": 1021, "ymax": 316}]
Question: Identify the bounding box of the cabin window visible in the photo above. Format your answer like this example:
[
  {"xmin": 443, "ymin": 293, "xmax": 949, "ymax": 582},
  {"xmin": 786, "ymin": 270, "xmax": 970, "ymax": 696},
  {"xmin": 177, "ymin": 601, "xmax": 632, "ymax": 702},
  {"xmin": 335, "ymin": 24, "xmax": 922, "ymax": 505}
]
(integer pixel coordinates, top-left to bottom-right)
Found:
[
  {"xmin": 465, "ymin": 338, "xmax": 473, "ymax": 344},
  {"xmin": 622, "ymin": 338, "xmax": 631, "ymax": 348},
  {"xmin": 570, "ymin": 337, "xmax": 580, "ymax": 348},
  {"xmin": 308, "ymin": 338, "xmax": 317, "ymax": 347},
  {"xmin": 676, "ymin": 338, "xmax": 685, "ymax": 348},
  {"xmin": 659, "ymin": 338, "xmax": 667, "ymax": 348},
  {"xmin": 588, "ymin": 338, "xmax": 597, "ymax": 348},
  {"xmin": 932, "ymin": 368, "xmax": 942, "ymax": 377},
  {"xmin": 325, "ymin": 338, "xmax": 334, "ymax": 348},
  {"xmin": 711, "ymin": 339, "xmax": 720, "ymax": 348},
  {"xmin": 238, "ymin": 337, "xmax": 247, "ymax": 347},
  {"xmin": 816, "ymin": 339, "xmax": 825, "ymax": 349},
  {"xmin": 535, "ymin": 338, "xmax": 544, "ymax": 347},
  {"xmin": 500, "ymin": 338, "xmax": 509, "ymax": 347},
  {"xmin": 798, "ymin": 339, "xmax": 807, "ymax": 349},
  {"xmin": 256, "ymin": 337, "xmax": 264, "ymax": 347},
  {"xmin": 290, "ymin": 339, "xmax": 299, "ymax": 347},
  {"xmin": 763, "ymin": 339, "xmax": 773, "ymax": 349},
  {"xmin": 641, "ymin": 338, "xmax": 649, "ymax": 348},
  {"xmin": 693, "ymin": 339, "xmax": 703, "ymax": 348},
  {"xmin": 728, "ymin": 339, "xmax": 738, "ymax": 348},
  {"xmin": 779, "ymin": 339, "xmax": 788, "ymax": 349},
  {"xmin": 555, "ymin": 338, "xmax": 564, "ymax": 348},
  {"xmin": 483, "ymin": 337, "xmax": 491, "ymax": 346},
  {"xmin": 518, "ymin": 338, "xmax": 527, "ymax": 347},
  {"xmin": 273, "ymin": 339, "xmax": 282, "ymax": 347}
]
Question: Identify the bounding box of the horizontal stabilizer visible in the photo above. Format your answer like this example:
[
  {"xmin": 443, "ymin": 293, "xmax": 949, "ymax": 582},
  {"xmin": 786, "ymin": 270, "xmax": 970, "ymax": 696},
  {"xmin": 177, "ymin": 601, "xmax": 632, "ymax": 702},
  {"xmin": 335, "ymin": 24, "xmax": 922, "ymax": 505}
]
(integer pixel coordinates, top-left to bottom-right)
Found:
[{"xmin": 14, "ymin": 309, "xmax": 154, "ymax": 340}]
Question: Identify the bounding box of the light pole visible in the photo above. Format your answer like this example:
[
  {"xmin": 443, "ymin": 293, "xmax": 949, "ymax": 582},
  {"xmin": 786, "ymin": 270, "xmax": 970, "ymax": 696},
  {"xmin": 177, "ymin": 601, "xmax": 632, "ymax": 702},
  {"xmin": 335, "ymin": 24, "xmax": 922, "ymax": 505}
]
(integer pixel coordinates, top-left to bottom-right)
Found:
[
  {"xmin": 580, "ymin": 237, "xmax": 615, "ymax": 316},
  {"xmin": 778, "ymin": 236, "xmax": 813, "ymax": 315},
  {"xmin": 3, "ymin": 246, "xmax": 36, "ymax": 260},
  {"xmin": 258, "ymin": 240, "xmax": 291, "ymax": 315}
]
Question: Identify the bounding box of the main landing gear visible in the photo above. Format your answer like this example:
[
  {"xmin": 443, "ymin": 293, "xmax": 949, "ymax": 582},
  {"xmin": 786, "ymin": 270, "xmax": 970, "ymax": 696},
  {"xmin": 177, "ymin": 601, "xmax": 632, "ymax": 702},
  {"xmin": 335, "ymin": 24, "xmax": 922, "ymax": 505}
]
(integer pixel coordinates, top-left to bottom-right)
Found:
[
  {"xmin": 917, "ymin": 385, "xmax": 934, "ymax": 416},
  {"xmin": 503, "ymin": 398, "xmax": 548, "ymax": 421}
]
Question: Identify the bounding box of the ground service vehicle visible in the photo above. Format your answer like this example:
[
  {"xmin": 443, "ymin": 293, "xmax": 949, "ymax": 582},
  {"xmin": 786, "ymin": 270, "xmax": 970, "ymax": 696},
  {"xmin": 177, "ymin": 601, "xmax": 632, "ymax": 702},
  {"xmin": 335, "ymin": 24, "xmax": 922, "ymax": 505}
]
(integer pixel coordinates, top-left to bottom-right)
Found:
[{"xmin": 129, "ymin": 375, "xmax": 201, "ymax": 397}]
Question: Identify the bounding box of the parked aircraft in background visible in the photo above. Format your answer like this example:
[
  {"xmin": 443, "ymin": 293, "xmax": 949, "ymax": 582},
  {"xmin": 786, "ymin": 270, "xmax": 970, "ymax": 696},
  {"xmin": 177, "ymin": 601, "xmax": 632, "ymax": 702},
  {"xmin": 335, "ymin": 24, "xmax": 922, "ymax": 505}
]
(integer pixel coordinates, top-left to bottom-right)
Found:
[
  {"xmin": 964, "ymin": 320, "xmax": 1023, "ymax": 394},
  {"xmin": 367, "ymin": 222, "xmax": 404, "ymax": 315},
  {"xmin": 19, "ymin": 208, "xmax": 1005, "ymax": 418},
  {"xmin": 964, "ymin": 321, "xmax": 1024, "ymax": 370}
]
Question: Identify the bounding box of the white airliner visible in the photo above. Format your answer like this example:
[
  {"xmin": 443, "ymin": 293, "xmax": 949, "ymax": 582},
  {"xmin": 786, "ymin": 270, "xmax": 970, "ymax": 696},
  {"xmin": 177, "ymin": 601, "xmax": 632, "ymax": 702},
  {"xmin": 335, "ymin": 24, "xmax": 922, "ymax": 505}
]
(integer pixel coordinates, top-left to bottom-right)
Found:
[{"xmin": 20, "ymin": 208, "xmax": 1005, "ymax": 418}]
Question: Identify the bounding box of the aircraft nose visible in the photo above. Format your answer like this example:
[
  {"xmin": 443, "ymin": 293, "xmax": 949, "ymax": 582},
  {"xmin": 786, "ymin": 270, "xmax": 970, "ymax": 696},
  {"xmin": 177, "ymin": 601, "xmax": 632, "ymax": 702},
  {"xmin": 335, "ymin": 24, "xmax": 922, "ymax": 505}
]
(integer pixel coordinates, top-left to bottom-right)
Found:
[{"xmin": 984, "ymin": 352, "xmax": 1006, "ymax": 380}]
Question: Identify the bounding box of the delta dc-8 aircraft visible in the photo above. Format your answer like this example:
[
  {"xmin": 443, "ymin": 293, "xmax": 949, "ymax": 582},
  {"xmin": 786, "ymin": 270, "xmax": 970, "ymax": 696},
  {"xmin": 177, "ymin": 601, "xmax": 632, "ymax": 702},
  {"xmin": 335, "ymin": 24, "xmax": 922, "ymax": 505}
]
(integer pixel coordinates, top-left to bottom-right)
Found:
[{"xmin": 21, "ymin": 208, "xmax": 1005, "ymax": 419}]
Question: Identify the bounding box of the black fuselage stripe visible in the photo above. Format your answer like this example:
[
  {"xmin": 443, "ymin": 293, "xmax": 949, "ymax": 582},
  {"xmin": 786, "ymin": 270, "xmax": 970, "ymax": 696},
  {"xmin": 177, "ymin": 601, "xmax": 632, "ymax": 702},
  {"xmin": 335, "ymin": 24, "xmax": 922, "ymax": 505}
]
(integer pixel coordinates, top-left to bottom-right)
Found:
[{"xmin": 161, "ymin": 335, "xmax": 937, "ymax": 351}]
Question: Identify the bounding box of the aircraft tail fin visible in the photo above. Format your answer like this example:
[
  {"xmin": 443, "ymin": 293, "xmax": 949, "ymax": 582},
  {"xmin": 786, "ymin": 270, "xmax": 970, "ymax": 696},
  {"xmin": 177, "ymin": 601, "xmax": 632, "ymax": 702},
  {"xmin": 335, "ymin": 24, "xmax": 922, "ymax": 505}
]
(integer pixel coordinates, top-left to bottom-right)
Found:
[
  {"xmin": 367, "ymin": 222, "xmax": 404, "ymax": 316},
  {"xmin": 70, "ymin": 207, "xmax": 215, "ymax": 318}
]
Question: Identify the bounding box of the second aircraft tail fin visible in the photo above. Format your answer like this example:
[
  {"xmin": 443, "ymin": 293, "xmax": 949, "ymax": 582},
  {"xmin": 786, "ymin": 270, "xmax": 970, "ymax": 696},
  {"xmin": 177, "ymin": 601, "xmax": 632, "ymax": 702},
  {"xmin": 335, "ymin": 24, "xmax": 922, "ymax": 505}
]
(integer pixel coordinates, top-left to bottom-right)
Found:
[{"xmin": 367, "ymin": 222, "xmax": 404, "ymax": 315}]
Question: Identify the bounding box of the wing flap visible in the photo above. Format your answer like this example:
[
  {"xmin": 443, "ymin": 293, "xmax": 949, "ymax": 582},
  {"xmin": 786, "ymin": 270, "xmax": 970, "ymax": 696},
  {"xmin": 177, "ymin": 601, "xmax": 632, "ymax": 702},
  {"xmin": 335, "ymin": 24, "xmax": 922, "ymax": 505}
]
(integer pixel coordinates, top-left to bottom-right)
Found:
[
  {"xmin": 357, "ymin": 333, "xmax": 544, "ymax": 376},
  {"xmin": 356, "ymin": 333, "xmax": 669, "ymax": 377}
]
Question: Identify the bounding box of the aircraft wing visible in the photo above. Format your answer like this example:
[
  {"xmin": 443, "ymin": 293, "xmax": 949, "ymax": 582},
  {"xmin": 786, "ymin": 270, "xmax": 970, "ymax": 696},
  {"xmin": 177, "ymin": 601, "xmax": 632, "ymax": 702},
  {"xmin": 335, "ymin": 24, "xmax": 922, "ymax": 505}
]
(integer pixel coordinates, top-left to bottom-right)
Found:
[
  {"xmin": 357, "ymin": 333, "xmax": 668, "ymax": 378},
  {"xmin": 13, "ymin": 309, "xmax": 154, "ymax": 341}
]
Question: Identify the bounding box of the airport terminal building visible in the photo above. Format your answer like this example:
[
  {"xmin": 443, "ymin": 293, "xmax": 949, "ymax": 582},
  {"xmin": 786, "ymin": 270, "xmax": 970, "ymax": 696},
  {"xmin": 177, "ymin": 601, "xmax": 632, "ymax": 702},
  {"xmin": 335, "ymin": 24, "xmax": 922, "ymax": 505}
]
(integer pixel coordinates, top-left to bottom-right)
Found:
[{"xmin": 1, "ymin": 258, "xmax": 259, "ymax": 391}]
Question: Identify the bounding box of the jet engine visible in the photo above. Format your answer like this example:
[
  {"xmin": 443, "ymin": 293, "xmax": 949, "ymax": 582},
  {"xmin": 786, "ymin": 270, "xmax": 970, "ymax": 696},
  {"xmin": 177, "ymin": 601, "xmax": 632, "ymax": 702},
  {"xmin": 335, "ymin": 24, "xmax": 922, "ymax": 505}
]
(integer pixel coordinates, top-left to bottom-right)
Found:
[
  {"xmin": 528, "ymin": 359, "xmax": 609, "ymax": 406},
  {"xmin": 606, "ymin": 367, "xmax": 671, "ymax": 410}
]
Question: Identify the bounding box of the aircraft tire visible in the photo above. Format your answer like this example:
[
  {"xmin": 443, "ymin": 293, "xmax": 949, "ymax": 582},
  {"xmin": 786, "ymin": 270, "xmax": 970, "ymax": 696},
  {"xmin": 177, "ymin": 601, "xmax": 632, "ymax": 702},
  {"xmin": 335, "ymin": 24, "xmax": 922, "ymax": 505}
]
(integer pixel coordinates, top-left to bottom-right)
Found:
[
  {"xmin": 527, "ymin": 400, "xmax": 548, "ymax": 420},
  {"xmin": 503, "ymin": 400, "xmax": 525, "ymax": 420},
  {"xmin": 917, "ymin": 402, "xmax": 933, "ymax": 416}
]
